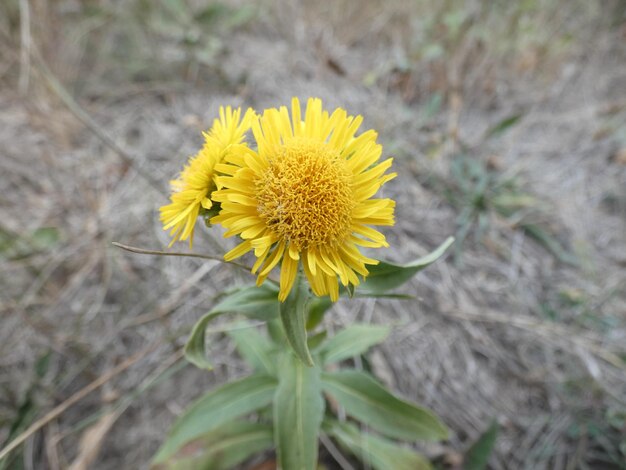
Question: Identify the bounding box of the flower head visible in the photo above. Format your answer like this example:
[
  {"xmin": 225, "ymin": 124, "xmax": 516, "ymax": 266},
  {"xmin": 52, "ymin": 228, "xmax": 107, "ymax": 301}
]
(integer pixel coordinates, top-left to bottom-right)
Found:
[
  {"xmin": 160, "ymin": 106, "xmax": 256, "ymax": 246},
  {"xmin": 212, "ymin": 98, "xmax": 396, "ymax": 301}
]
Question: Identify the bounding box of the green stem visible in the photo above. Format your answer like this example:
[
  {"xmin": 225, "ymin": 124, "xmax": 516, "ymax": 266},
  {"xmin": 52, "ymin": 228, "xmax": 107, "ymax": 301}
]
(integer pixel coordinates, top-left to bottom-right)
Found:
[{"xmin": 279, "ymin": 273, "xmax": 314, "ymax": 366}]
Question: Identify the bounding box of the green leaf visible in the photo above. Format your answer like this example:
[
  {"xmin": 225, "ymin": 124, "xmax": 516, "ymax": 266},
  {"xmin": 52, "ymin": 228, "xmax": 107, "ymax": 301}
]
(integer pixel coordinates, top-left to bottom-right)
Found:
[
  {"xmin": 359, "ymin": 237, "xmax": 454, "ymax": 294},
  {"xmin": 184, "ymin": 284, "xmax": 280, "ymax": 369},
  {"xmin": 184, "ymin": 311, "xmax": 222, "ymax": 369},
  {"xmin": 273, "ymin": 352, "xmax": 325, "ymax": 470},
  {"xmin": 484, "ymin": 113, "xmax": 523, "ymax": 139},
  {"xmin": 154, "ymin": 374, "xmax": 276, "ymax": 463},
  {"xmin": 422, "ymin": 43, "xmax": 445, "ymax": 61},
  {"xmin": 307, "ymin": 331, "xmax": 327, "ymax": 350},
  {"xmin": 0, "ymin": 392, "xmax": 37, "ymax": 470},
  {"xmin": 465, "ymin": 420, "xmax": 499, "ymax": 470},
  {"xmin": 30, "ymin": 227, "xmax": 61, "ymax": 250},
  {"xmin": 163, "ymin": 421, "xmax": 273, "ymax": 470},
  {"xmin": 319, "ymin": 324, "xmax": 390, "ymax": 364},
  {"xmin": 193, "ymin": 4, "xmax": 228, "ymax": 25},
  {"xmin": 35, "ymin": 351, "xmax": 52, "ymax": 378},
  {"xmin": 222, "ymin": 5, "xmax": 256, "ymax": 29},
  {"xmin": 280, "ymin": 274, "xmax": 314, "ymax": 366},
  {"xmin": 266, "ymin": 318, "xmax": 287, "ymax": 345},
  {"xmin": 322, "ymin": 370, "xmax": 448, "ymax": 441},
  {"xmin": 491, "ymin": 193, "xmax": 538, "ymax": 214},
  {"xmin": 227, "ymin": 326, "xmax": 276, "ymax": 375},
  {"xmin": 423, "ymin": 92, "xmax": 443, "ymax": 118},
  {"xmin": 0, "ymin": 227, "xmax": 61, "ymax": 260},
  {"xmin": 210, "ymin": 283, "xmax": 280, "ymax": 320},
  {"xmin": 306, "ymin": 297, "xmax": 333, "ymax": 330},
  {"xmin": 521, "ymin": 223, "xmax": 578, "ymax": 266},
  {"xmin": 326, "ymin": 420, "xmax": 432, "ymax": 470}
]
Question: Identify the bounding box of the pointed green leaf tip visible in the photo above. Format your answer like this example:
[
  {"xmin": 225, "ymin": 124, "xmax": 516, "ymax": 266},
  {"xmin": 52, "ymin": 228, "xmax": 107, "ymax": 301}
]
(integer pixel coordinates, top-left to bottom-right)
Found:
[
  {"xmin": 322, "ymin": 370, "xmax": 448, "ymax": 441},
  {"xmin": 184, "ymin": 283, "xmax": 280, "ymax": 369},
  {"xmin": 360, "ymin": 236, "xmax": 454, "ymax": 294},
  {"xmin": 465, "ymin": 420, "xmax": 499, "ymax": 470},
  {"xmin": 326, "ymin": 420, "xmax": 433, "ymax": 470},
  {"xmin": 485, "ymin": 113, "xmax": 523, "ymax": 139}
]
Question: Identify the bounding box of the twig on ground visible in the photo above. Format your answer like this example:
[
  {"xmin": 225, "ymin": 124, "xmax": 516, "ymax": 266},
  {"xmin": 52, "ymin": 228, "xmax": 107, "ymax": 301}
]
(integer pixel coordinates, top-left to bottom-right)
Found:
[
  {"xmin": 67, "ymin": 349, "xmax": 184, "ymax": 470},
  {"xmin": 18, "ymin": 0, "xmax": 31, "ymax": 94},
  {"xmin": 29, "ymin": 45, "xmax": 163, "ymax": 192},
  {"xmin": 0, "ymin": 341, "xmax": 161, "ymax": 461},
  {"xmin": 441, "ymin": 308, "xmax": 626, "ymax": 371}
]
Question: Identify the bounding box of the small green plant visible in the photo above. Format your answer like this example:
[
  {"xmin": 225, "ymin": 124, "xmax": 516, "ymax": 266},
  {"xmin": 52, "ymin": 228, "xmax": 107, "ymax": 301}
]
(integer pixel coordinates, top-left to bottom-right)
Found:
[
  {"xmin": 46, "ymin": 1, "xmax": 256, "ymax": 87},
  {"xmin": 427, "ymin": 154, "xmax": 576, "ymax": 266},
  {"xmin": 0, "ymin": 353, "xmax": 51, "ymax": 470},
  {"xmin": 566, "ymin": 405, "xmax": 626, "ymax": 469},
  {"xmin": 0, "ymin": 226, "xmax": 61, "ymax": 261},
  {"xmin": 154, "ymin": 244, "xmax": 452, "ymax": 469}
]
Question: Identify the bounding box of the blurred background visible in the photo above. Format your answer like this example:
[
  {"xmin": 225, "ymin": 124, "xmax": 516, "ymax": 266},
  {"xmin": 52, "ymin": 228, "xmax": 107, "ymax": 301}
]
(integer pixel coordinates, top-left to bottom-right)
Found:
[{"xmin": 1, "ymin": 0, "xmax": 625, "ymax": 468}]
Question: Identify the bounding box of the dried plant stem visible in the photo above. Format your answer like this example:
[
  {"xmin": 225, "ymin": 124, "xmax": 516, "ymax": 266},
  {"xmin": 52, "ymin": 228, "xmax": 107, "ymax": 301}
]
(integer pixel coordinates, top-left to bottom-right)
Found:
[
  {"xmin": 67, "ymin": 349, "xmax": 184, "ymax": 470},
  {"xmin": 0, "ymin": 342, "xmax": 160, "ymax": 461},
  {"xmin": 29, "ymin": 46, "xmax": 163, "ymax": 191},
  {"xmin": 18, "ymin": 0, "xmax": 31, "ymax": 94},
  {"xmin": 442, "ymin": 309, "xmax": 626, "ymax": 370},
  {"xmin": 111, "ymin": 242, "xmax": 250, "ymax": 272},
  {"xmin": 112, "ymin": 241, "xmax": 281, "ymax": 288},
  {"xmin": 320, "ymin": 434, "xmax": 356, "ymax": 470},
  {"xmin": 28, "ymin": 42, "xmax": 233, "ymax": 259}
]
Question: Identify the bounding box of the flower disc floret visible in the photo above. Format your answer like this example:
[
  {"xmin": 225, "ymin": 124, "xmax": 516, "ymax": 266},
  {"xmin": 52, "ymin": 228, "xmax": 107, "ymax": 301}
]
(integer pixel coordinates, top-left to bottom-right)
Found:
[{"xmin": 256, "ymin": 138, "xmax": 355, "ymax": 251}]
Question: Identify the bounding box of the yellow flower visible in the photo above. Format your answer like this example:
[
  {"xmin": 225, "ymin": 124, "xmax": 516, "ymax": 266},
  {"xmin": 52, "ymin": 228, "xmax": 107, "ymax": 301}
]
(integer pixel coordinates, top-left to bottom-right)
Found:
[
  {"xmin": 212, "ymin": 97, "xmax": 396, "ymax": 301},
  {"xmin": 160, "ymin": 106, "xmax": 256, "ymax": 247}
]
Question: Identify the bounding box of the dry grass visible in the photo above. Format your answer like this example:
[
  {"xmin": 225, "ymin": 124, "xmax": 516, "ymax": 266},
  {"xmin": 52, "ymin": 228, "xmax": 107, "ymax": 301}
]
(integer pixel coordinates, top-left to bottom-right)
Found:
[{"xmin": 1, "ymin": 0, "xmax": 625, "ymax": 469}]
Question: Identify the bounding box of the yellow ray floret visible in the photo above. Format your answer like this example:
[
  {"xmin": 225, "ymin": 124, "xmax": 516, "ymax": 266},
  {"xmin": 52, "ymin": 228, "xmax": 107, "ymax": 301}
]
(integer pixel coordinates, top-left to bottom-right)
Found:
[
  {"xmin": 160, "ymin": 106, "xmax": 256, "ymax": 247},
  {"xmin": 211, "ymin": 97, "xmax": 396, "ymax": 301}
]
